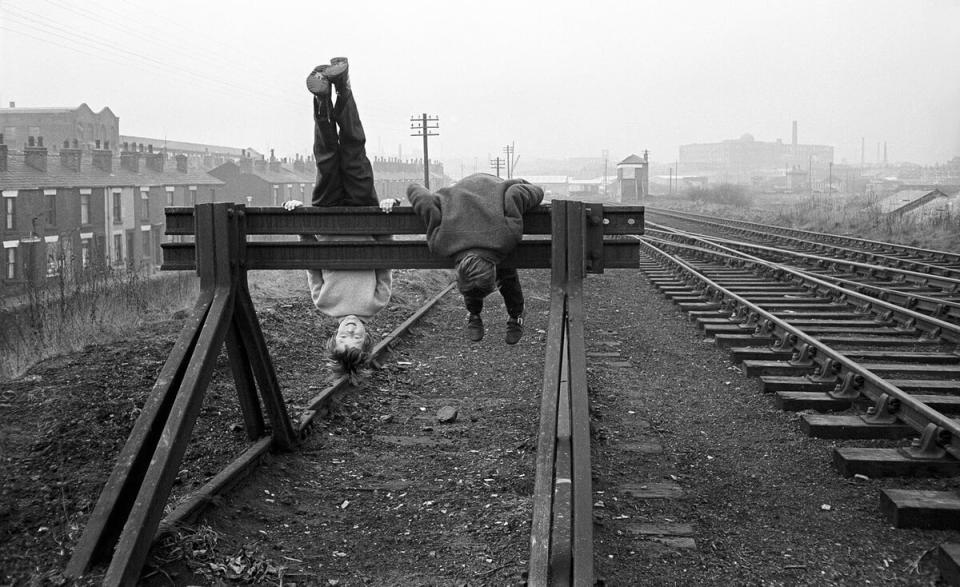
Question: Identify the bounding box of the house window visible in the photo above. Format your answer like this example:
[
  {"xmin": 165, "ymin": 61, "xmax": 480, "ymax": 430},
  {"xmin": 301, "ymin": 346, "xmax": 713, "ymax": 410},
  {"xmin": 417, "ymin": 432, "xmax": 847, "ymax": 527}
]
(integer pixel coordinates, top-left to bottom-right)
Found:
[
  {"xmin": 300, "ymin": 184, "xmax": 305, "ymax": 198},
  {"xmin": 210, "ymin": 187, "xmax": 216, "ymax": 202},
  {"xmin": 5, "ymin": 247, "xmax": 15, "ymax": 280},
  {"xmin": 81, "ymin": 238, "xmax": 91, "ymax": 268},
  {"xmin": 80, "ymin": 194, "xmax": 90, "ymax": 225},
  {"xmin": 113, "ymin": 192, "xmax": 122, "ymax": 224},
  {"xmin": 46, "ymin": 194, "xmax": 56, "ymax": 227},
  {"xmin": 286, "ymin": 184, "xmax": 293, "ymax": 200},
  {"xmin": 113, "ymin": 233, "xmax": 123, "ymax": 264},
  {"xmin": 189, "ymin": 188, "xmax": 197, "ymax": 205},
  {"xmin": 166, "ymin": 188, "xmax": 174, "ymax": 207},
  {"xmin": 140, "ymin": 189, "xmax": 150, "ymax": 221},
  {"xmin": 142, "ymin": 229, "xmax": 151, "ymax": 258},
  {"xmin": 3, "ymin": 197, "xmax": 13, "ymax": 230},
  {"xmin": 272, "ymin": 185, "xmax": 279, "ymax": 206}
]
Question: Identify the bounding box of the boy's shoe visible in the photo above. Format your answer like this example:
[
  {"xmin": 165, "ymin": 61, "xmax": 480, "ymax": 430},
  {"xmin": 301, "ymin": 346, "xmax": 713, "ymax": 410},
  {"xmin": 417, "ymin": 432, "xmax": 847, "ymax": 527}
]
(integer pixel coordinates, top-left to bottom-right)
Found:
[
  {"xmin": 306, "ymin": 65, "xmax": 330, "ymax": 96},
  {"xmin": 505, "ymin": 315, "xmax": 524, "ymax": 345},
  {"xmin": 466, "ymin": 313, "xmax": 484, "ymax": 342},
  {"xmin": 326, "ymin": 57, "xmax": 350, "ymax": 93}
]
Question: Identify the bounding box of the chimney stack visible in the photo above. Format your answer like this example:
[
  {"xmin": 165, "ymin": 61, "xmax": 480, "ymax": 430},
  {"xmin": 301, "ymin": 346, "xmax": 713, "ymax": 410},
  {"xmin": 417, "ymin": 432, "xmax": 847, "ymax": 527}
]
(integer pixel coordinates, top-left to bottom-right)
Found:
[
  {"xmin": 239, "ymin": 150, "xmax": 253, "ymax": 174},
  {"xmin": 60, "ymin": 139, "xmax": 82, "ymax": 172},
  {"xmin": 24, "ymin": 136, "xmax": 48, "ymax": 172},
  {"xmin": 268, "ymin": 148, "xmax": 281, "ymax": 172},
  {"xmin": 120, "ymin": 141, "xmax": 140, "ymax": 172},
  {"xmin": 144, "ymin": 143, "xmax": 164, "ymax": 172},
  {"xmin": 0, "ymin": 133, "xmax": 7, "ymax": 172},
  {"xmin": 175, "ymin": 153, "xmax": 188, "ymax": 173},
  {"xmin": 254, "ymin": 155, "xmax": 267, "ymax": 173},
  {"xmin": 92, "ymin": 139, "xmax": 113, "ymax": 172}
]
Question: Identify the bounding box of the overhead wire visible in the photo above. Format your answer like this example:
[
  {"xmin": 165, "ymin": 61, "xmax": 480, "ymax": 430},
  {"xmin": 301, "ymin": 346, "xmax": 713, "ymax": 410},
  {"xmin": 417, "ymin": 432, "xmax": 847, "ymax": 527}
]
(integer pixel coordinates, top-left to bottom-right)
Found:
[{"xmin": 2, "ymin": 0, "xmax": 416, "ymax": 152}]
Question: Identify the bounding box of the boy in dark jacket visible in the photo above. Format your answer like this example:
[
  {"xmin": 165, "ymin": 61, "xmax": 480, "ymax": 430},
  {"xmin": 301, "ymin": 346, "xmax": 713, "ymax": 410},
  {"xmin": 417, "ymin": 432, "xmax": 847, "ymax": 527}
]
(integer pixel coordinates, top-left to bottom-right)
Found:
[{"xmin": 406, "ymin": 173, "xmax": 544, "ymax": 344}]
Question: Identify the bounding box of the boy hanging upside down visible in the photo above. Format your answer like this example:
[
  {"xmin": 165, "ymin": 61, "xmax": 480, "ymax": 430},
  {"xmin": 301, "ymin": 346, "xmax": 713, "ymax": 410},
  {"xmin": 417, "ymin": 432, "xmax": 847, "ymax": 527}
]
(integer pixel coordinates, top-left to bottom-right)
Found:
[
  {"xmin": 406, "ymin": 173, "xmax": 544, "ymax": 344},
  {"xmin": 284, "ymin": 56, "xmax": 399, "ymax": 383}
]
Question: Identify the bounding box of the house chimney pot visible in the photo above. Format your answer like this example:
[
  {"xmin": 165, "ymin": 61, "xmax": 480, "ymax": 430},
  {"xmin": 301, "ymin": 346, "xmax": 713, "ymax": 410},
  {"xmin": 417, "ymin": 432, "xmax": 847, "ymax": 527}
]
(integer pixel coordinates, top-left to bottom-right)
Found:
[
  {"xmin": 92, "ymin": 144, "xmax": 113, "ymax": 172},
  {"xmin": 60, "ymin": 142, "xmax": 82, "ymax": 172},
  {"xmin": 104, "ymin": 140, "xmax": 109, "ymax": 150},
  {"xmin": 121, "ymin": 146, "xmax": 141, "ymax": 172},
  {"xmin": 28, "ymin": 136, "xmax": 35, "ymax": 147},
  {"xmin": 145, "ymin": 147, "xmax": 164, "ymax": 172},
  {"xmin": 25, "ymin": 137, "xmax": 48, "ymax": 171},
  {"xmin": 175, "ymin": 153, "xmax": 188, "ymax": 173},
  {"xmin": 96, "ymin": 139, "xmax": 101, "ymax": 149}
]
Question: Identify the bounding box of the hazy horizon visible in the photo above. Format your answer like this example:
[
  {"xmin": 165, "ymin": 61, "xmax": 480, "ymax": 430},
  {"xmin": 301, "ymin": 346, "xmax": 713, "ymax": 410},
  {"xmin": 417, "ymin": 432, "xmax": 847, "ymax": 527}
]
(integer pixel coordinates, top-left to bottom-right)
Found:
[{"xmin": 2, "ymin": 0, "xmax": 958, "ymax": 171}]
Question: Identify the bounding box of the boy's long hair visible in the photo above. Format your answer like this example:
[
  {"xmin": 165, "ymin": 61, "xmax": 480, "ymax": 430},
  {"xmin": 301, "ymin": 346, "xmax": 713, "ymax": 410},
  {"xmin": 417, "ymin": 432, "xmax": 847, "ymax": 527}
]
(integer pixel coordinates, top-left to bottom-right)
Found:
[{"xmin": 325, "ymin": 330, "xmax": 376, "ymax": 386}]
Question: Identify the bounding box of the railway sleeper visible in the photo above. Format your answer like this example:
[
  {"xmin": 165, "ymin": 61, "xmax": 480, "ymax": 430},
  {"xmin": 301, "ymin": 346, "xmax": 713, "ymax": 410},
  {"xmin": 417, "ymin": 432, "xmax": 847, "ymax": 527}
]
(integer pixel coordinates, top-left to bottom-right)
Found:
[
  {"xmin": 800, "ymin": 414, "xmax": 914, "ymax": 440},
  {"xmin": 881, "ymin": 491, "xmax": 960, "ymax": 530},
  {"xmin": 777, "ymin": 392, "xmax": 960, "ymax": 413},
  {"xmin": 833, "ymin": 447, "xmax": 960, "ymax": 478},
  {"xmin": 737, "ymin": 348, "xmax": 960, "ymax": 365}
]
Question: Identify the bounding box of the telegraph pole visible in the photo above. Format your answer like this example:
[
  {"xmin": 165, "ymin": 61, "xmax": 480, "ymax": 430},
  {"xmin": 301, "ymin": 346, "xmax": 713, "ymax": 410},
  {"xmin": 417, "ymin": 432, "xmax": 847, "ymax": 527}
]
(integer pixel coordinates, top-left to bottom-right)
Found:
[
  {"xmin": 490, "ymin": 156, "xmax": 505, "ymax": 178},
  {"xmin": 503, "ymin": 144, "xmax": 514, "ymax": 179},
  {"xmin": 410, "ymin": 113, "xmax": 439, "ymax": 188}
]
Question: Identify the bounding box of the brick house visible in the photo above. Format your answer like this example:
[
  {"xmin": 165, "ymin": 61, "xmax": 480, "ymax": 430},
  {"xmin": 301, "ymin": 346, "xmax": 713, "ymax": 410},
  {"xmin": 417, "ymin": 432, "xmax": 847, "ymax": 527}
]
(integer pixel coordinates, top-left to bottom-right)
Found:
[
  {"xmin": 209, "ymin": 150, "xmax": 314, "ymax": 206},
  {"xmin": 0, "ymin": 135, "xmax": 223, "ymax": 293},
  {"xmin": 0, "ymin": 103, "xmax": 120, "ymax": 154}
]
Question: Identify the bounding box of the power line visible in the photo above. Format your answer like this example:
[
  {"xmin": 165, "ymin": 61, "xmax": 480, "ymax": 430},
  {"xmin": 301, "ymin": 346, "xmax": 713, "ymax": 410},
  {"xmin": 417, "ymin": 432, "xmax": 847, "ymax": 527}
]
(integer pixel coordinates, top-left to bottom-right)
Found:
[{"xmin": 2, "ymin": 5, "xmax": 303, "ymax": 109}]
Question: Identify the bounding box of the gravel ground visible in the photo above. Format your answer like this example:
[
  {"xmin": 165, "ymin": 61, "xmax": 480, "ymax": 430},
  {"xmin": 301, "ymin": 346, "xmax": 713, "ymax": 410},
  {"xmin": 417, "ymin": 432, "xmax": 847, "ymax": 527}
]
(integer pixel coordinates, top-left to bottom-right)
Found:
[{"xmin": 1, "ymin": 264, "xmax": 958, "ymax": 586}]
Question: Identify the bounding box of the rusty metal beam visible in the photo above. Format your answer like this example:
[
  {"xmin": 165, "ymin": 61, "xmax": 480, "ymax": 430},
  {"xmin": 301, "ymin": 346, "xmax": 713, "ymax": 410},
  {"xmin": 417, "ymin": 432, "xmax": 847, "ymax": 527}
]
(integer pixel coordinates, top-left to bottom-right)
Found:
[
  {"xmin": 161, "ymin": 238, "xmax": 640, "ymax": 272},
  {"xmin": 163, "ymin": 204, "xmax": 645, "ymax": 237}
]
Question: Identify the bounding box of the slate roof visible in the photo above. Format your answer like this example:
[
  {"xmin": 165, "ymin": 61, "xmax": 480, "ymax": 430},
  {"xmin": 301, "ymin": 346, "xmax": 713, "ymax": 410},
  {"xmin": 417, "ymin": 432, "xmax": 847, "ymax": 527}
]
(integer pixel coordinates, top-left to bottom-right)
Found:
[
  {"xmin": 876, "ymin": 189, "xmax": 938, "ymax": 214},
  {"xmin": 618, "ymin": 154, "xmax": 646, "ymax": 165},
  {"xmin": 0, "ymin": 152, "xmax": 224, "ymax": 190}
]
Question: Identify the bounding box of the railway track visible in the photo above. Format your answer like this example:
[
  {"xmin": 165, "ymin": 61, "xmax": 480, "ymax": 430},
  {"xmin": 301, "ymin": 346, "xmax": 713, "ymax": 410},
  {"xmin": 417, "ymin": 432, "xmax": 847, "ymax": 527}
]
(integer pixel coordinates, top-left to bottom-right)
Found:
[
  {"xmin": 641, "ymin": 209, "xmax": 960, "ymax": 581},
  {"xmin": 42, "ymin": 202, "xmax": 960, "ymax": 584}
]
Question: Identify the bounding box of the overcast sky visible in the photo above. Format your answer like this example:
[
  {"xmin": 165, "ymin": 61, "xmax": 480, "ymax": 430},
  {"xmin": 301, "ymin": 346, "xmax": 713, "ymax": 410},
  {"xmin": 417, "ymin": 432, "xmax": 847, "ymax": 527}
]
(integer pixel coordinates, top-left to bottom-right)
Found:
[{"xmin": 2, "ymin": 0, "xmax": 958, "ymax": 174}]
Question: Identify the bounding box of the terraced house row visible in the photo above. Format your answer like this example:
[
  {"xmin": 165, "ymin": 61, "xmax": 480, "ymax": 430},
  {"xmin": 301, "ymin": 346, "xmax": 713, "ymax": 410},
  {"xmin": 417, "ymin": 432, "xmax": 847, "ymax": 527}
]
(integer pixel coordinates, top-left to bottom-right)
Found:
[
  {"xmin": 0, "ymin": 104, "xmax": 448, "ymax": 297},
  {"xmin": 0, "ymin": 134, "xmax": 226, "ymax": 291}
]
